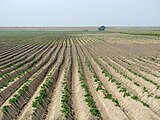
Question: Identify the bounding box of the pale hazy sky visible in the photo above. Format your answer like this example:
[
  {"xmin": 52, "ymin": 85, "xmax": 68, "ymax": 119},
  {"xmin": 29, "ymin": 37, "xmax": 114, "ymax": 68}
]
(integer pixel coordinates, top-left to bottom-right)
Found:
[{"xmin": 0, "ymin": 0, "xmax": 160, "ymax": 26}]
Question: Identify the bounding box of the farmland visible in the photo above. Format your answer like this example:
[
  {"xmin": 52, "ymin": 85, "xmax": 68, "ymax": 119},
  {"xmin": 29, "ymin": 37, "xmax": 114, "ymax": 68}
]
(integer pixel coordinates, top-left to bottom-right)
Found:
[{"xmin": 0, "ymin": 28, "xmax": 160, "ymax": 120}]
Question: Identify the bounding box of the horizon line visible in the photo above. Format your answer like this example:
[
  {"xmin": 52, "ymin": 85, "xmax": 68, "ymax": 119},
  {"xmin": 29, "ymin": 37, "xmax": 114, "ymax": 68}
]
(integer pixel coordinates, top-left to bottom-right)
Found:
[{"xmin": 0, "ymin": 25, "xmax": 160, "ymax": 28}]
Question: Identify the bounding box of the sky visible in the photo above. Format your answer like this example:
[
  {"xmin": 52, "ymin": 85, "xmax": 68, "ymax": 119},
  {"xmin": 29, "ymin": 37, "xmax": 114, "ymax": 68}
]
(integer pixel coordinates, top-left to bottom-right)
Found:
[{"xmin": 0, "ymin": 0, "xmax": 160, "ymax": 26}]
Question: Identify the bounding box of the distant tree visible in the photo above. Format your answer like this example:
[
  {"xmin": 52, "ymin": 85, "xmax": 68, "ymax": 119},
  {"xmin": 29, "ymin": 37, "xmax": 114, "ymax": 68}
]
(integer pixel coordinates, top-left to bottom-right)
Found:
[{"xmin": 98, "ymin": 26, "xmax": 106, "ymax": 31}]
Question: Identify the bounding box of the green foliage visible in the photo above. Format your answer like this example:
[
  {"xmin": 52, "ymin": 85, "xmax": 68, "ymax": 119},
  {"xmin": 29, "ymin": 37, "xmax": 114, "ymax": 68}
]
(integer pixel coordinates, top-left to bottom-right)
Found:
[
  {"xmin": 112, "ymin": 99, "xmax": 120, "ymax": 106},
  {"xmin": 77, "ymin": 59, "xmax": 100, "ymax": 117},
  {"xmin": 131, "ymin": 95, "xmax": 139, "ymax": 101},
  {"xmin": 14, "ymin": 94, "xmax": 20, "ymax": 99},
  {"xmin": 141, "ymin": 101, "xmax": 149, "ymax": 107},
  {"xmin": 0, "ymin": 79, "xmax": 13, "ymax": 90},
  {"xmin": 118, "ymin": 58, "xmax": 131, "ymax": 65},
  {"xmin": 98, "ymin": 26, "xmax": 106, "ymax": 31},
  {"xmin": 111, "ymin": 79, "xmax": 116, "ymax": 83},
  {"xmin": 104, "ymin": 93, "xmax": 112, "ymax": 99},
  {"xmin": 86, "ymin": 60, "xmax": 120, "ymax": 107},
  {"xmin": 96, "ymin": 82, "xmax": 103, "ymax": 91},
  {"xmin": 90, "ymin": 108, "xmax": 100, "ymax": 116},
  {"xmin": 124, "ymin": 92, "xmax": 131, "ymax": 97},
  {"xmin": 134, "ymin": 82, "xmax": 140, "ymax": 86},
  {"xmin": 0, "ymin": 64, "xmax": 33, "ymax": 91},
  {"xmin": 2, "ymin": 105, "xmax": 9, "ymax": 113},
  {"xmin": 155, "ymin": 95, "xmax": 160, "ymax": 99},
  {"xmin": 100, "ymin": 59, "xmax": 151, "ymax": 108},
  {"xmin": 32, "ymin": 96, "xmax": 43, "ymax": 108},
  {"xmin": 119, "ymin": 87, "xmax": 127, "ymax": 93},
  {"xmin": 32, "ymin": 77, "xmax": 52, "ymax": 109},
  {"xmin": 61, "ymin": 70, "xmax": 70, "ymax": 118},
  {"xmin": 143, "ymin": 86, "xmax": 148, "ymax": 93},
  {"xmin": 6, "ymin": 80, "xmax": 31, "ymax": 109},
  {"xmin": 118, "ymin": 31, "xmax": 160, "ymax": 37},
  {"xmin": 9, "ymin": 97, "xmax": 18, "ymax": 104},
  {"xmin": 128, "ymin": 68, "xmax": 160, "ymax": 89}
]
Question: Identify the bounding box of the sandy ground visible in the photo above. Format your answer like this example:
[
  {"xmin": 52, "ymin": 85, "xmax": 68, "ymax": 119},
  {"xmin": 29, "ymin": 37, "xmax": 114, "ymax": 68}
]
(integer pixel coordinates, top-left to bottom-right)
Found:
[
  {"xmin": 1, "ymin": 31, "xmax": 160, "ymax": 119},
  {"xmin": 45, "ymin": 44, "xmax": 70, "ymax": 120},
  {"xmin": 71, "ymin": 44, "xmax": 93, "ymax": 120}
]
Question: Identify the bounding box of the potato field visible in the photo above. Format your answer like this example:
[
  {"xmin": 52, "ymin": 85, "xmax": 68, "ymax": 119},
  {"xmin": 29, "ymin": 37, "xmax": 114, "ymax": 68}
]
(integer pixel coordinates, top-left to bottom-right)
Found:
[{"xmin": 0, "ymin": 30, "xmax": 160, "ymax": 120}]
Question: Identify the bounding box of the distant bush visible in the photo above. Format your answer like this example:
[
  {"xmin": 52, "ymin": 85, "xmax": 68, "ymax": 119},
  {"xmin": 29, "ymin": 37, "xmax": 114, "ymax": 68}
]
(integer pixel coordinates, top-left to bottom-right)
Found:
[{"xmin": 83, "ymin": 29, "xmax": 89, "ymax": 32}]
